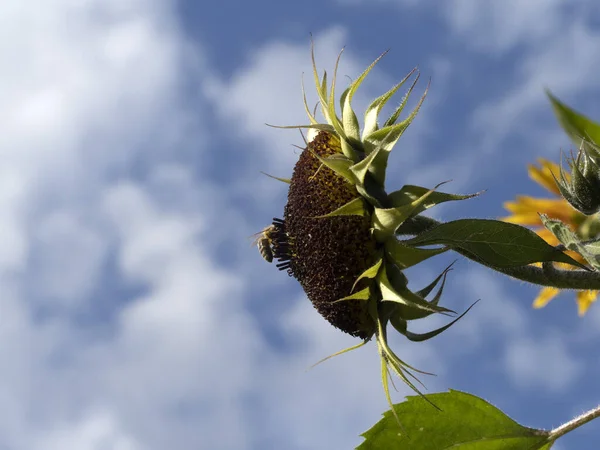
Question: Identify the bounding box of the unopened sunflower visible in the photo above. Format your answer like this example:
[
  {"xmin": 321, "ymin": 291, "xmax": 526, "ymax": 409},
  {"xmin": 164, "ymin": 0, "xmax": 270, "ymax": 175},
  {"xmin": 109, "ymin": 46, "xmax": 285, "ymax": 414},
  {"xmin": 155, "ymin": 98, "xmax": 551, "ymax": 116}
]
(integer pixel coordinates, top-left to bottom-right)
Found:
[
  {"xmin": 503, "ymin": 158, "xmax": 600, "ymax": 315},
  {"xmin": 256, "ymin": 44, "xmax": 477, "ymax": 413}
]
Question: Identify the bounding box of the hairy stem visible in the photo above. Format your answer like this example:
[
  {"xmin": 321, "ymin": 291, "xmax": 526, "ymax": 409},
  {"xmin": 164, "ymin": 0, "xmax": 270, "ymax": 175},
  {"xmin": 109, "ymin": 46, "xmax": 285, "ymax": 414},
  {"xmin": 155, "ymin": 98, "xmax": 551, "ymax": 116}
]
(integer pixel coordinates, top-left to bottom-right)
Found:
[
  {"xmin": 398, "ymin": 215, "xmax": 600, "ymax": 290},
  {"xmin": 548, "ymin": 404, "xmax": 600, "ymax": 441}
]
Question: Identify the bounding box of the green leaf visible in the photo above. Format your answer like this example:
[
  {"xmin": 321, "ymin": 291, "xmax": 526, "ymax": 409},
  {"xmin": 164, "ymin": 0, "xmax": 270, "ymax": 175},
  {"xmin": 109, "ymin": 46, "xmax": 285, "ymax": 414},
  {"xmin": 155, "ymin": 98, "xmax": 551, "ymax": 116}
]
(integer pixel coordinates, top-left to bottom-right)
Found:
[
  {"xmin": 265, "ymin": 122, "xmax": 335, "ymax": 133},
  {"xmin": 403, "ymin": 219, "xmax": 587, "ymax": 269},
  {"xmin": 363, "ymin": 68, "xmax": 417, "ymax": 138},
  {"xmin": 259, "ymin": 171, "xmax": 290, "ymax": 184},
  {"xmin": 547, "ymin": 90, "xmax": 600, "ymax": 147},
  {"xmin": 351, "ymin": 257, "xmax": 383, "ymax": 292},
  {"xmin": 301, "ymin": 75, "xmax": 319, "ymax": 125},
  {"xmin": 358, "ymin": 390, "xmax": 552, "ymax": 450},
  {"xmin": 388, "ymin": 184, "xmax": 482, "ymax": 214},
  {"xmin": 382, "ymin": 70, "xmax": 421, "ymax": 128},
  {"xmin": 311, "ymin": 40, "xmax": 330, "ymax": 126},
  {"xmin": 350, "ymin": 143, "xmax": 382, "ymax": 187},
  {"xmin": 540, "ymin": 214, "xmax": 600, "ymax": 270},
  {"xmin": 385, "ymin": 237, "xmax": 448, "ymax": 269},
  {"xmin": 343, "ymin": 51, "xmax": 388, "ymax": 148},
  {"xmin": 355, "ymin": 171, "xmax": 389, "ymax": 209},
  {"xmin": 392, "ymin": 301, "xmax": 478, "ymax": 342},
  {"xmin": 312, "ymin": 153, "xmax": 356, "ymax": 184},
  {"xmin": 373, "ymin": 183, "xmax": 447, "ymax": 237},
  {"xmin": 314, "ymin": 197, "xmax": 366, "ymax": 218},
  {"xmin": 393, "ymin": 264, "xmax": 454, "ymax": 321},
  {"xmin": 378, "ymin": 263, "xmax": 454, "ymax": 315},
  {"xmin": 327, "ymin": 49, "xmax": 356, "ymax": 160},
  {"xmin": 416, "ymin": 262, "xmax": 455, "ymax": 299},
  {"xmin": 363, "ymin": 79, "xmax": 429, "ymax": 186},
  {"xmin": 333, "ymin": 287, "xmax": 371, "ymax": 303}
]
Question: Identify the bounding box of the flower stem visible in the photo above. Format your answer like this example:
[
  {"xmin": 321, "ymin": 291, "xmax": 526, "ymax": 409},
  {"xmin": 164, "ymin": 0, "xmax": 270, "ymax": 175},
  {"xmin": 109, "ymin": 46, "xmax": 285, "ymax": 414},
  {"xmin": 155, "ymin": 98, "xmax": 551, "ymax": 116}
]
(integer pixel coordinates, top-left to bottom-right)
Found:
[
  {"xmin": 399, "ymin": 215, "xmax": 600, "ymax": 290},
  {"xmin": 548, "ymin": 404, "xmax": 600, "ymax": 441}
]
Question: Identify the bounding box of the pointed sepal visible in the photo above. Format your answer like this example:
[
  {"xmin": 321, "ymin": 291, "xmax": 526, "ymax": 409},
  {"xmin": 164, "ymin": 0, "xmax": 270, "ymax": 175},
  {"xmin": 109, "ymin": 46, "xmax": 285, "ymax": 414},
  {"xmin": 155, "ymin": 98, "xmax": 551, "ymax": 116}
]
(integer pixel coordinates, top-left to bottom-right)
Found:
[
  {"xmin": 388, "ymin": 183, "xmax": 482, "ymax": 212},
  {"xmin": 384, "ymin": 237, "xmax": 448, "ymax": 269},
  {"xmin": 351, "ymin": 257, "xmax": 384, "ymax": 292},
  {"xmin": 332, "ymin": 287, "xmax": 371, "ymax": 303},
  {"xmin": 340, "ymin": 52, "xmax": 390, "ymax": 152},
  {"xmin": 363, "ymin": 79, "xmax": 429, "ymax": 186},
  {"xmin": 391, "ymin": 301, "xmax": 478, "ymax": 342},
  {"xmin": 260, "ymin": 171, "xmax": 291, "ymax": 184},
  {"xmin": 398, "ymin": 263, "xmax": 455, "ymax": 321},
  {"xmin": 378, "ymin": 262, "xmax": 454, "ymax": 315},
  {"xmin": 310, "ymin": 152, "xmax": 356, "ymax": 184},
  {"xmin": 540, "ymin": 214, "xmax": 600, "ymax": 271},
  {"xmin": 373, "ymin": 182, "xmax": 449, "ymax": 237},
  {"xmin": 349, "ymin": 141, "xmax": 382, "ymax": 189},
  {"xmin": 313, "ymin": 197, "xmax": 367, "ymax": 218},
  {"xmin": 309, "ymin": 340, "xmax": 368, "ymax": 369},
  {"xmin": 363, "ymin": 68, "xmax": 417, "ymax": 139}
]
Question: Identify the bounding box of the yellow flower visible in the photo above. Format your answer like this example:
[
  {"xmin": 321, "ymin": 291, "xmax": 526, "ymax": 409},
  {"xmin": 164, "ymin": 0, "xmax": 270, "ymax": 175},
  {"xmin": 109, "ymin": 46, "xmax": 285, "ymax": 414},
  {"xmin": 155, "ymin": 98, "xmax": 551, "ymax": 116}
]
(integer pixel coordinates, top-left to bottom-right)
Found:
[{"xmin": 503, "ymin": 158, "xmax": 599, "ymax": 315}]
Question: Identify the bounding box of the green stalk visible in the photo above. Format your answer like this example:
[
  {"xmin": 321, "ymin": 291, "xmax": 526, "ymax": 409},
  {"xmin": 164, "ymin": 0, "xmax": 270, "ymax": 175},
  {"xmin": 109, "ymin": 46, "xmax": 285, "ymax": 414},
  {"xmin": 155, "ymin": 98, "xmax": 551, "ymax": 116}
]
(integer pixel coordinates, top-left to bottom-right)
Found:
[{"xmin": 399, "ymin": 215, "xmax": 600, "ymax": 291}]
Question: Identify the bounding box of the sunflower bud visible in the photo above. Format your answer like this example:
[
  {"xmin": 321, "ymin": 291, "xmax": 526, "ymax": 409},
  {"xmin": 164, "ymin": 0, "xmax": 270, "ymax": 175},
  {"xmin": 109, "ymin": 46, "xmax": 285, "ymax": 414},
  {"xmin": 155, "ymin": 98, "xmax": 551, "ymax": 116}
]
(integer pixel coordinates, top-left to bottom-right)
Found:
[{"xmin": 555, "ymin": 148, "xmax": 600, "ymax": 215}]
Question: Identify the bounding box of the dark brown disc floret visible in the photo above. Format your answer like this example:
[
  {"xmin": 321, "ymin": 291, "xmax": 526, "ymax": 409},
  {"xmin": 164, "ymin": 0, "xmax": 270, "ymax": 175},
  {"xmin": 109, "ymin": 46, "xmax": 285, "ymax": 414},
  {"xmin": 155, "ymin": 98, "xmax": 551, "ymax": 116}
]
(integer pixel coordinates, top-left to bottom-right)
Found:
[{"xmin": 276, "ymin": 131, "xmax": 378, "ymax": 339}]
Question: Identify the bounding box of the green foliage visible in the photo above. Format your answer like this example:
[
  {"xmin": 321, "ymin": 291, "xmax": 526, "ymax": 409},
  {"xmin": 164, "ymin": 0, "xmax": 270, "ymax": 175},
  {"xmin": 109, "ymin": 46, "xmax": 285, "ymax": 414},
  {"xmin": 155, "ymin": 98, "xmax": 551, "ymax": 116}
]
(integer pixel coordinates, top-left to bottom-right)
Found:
[
  {"xmin": 541, "ymin": 214, "xmax": 600, "ymax": 270},
  {"xmin": 385, "ymin": 238, "xmax": 448, "ymax": 269},
  {"xmin": 403, "ymin": 219, "xmax": 586, "ymax": 269},
  {"xmin": 547, "ymin": 90, "xmax": 600, "ymax": 147},
  {"xmin": 358, "ymin": 391, "xmax": 553, "ymax": 450},
  {"xmin": 388, "ymin": 184, "xmax": 481, "ymax": 211},
  {"xmin": 547, "ymin": 92, "xmax": 600, "ymax": 215}
]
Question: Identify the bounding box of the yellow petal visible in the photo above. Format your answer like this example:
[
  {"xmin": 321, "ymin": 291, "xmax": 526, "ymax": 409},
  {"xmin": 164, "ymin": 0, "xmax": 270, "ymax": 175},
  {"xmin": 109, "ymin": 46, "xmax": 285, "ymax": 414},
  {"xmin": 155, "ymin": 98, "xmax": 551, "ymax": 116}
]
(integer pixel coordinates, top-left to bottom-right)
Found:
[
  {"xmin": 501, "ymin": 213, "xmax": 544, "ymax": 226},
  {"xmin": 576, "ymin": 290, "xmax": 598, "ymax": 316},
  {"xmin": 533, "ymin": 287, "xmax": 560, "ymax": 309},
  {"xmin": 534, "ymin": 229, "xmax": 588, "ymax": 265},
  {"xmin": 503, "ymin": 197, "xmax": 584, "ymax": 236},
  {"xmin": 534, "ymin": 227, "xmax": 560, "ymax": 246},
  {"xmin": 568, "ymin": 250, "xmax": 588, "ymax": 266},
  {"xmin": 529, "ymin": 158, "xmax": 567, "ymax": 196}
]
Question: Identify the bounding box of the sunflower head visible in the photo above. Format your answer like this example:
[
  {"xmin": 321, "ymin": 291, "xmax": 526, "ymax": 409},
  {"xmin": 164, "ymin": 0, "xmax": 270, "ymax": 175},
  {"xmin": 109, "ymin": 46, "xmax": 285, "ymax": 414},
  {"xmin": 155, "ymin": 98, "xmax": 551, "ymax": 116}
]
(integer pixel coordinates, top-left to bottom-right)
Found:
[{"xmin": 258, "ymin": 43, "xmax": 477, "ymax": 415}]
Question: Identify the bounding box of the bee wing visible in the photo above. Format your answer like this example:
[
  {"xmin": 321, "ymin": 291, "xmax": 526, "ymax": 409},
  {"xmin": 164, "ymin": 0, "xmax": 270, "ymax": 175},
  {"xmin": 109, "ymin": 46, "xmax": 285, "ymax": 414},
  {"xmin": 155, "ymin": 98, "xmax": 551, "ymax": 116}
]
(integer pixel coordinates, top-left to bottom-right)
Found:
[{"xmin": 249, "ymin": 228, "xmax": 269, "ymax": 247}]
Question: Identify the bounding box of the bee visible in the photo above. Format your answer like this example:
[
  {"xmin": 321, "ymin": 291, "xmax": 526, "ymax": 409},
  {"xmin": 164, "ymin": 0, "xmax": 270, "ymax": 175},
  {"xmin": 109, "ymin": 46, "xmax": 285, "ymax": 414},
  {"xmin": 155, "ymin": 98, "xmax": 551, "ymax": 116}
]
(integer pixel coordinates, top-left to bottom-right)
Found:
[{"xmin": 252, "ymin": 225, "xmax": 276, "ymax": 263}]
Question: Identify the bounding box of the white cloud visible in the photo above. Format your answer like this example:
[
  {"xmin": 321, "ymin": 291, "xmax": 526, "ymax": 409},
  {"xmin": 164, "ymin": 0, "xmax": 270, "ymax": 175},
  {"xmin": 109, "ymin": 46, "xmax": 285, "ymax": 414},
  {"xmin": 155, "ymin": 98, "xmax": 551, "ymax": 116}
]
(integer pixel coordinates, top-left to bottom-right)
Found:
[
  {"xmin": 256, "ymin": 294, "xmax": 447, "ymax": 450},
  {"xmin": 471, "ymin": 19, "xmax": 600, "ymax": 156},
  {"xmin": 204, "ymin": 28, "xmax": 429, "ymax": 202},
  {"xmin": 443, "ymin": 0, "xmax": 569, "ymax": 53},
  {"xmin": 0, "ymin": 170, "xmax": 29, "ymax": 270},
  {"xmin": 203, "ymin": 27, "xmax": 357, "ymax": 199},
  {"xmin": 0, "ymin": 7, "xmax": 406, "ymax": 443},
  {"xmin": 0, "ymin": 0, "xmax": 241, "ymax": 448},
  {"xmin": 503, "ymin": 335, "xmax": 583, "ymax": 393},
  {"xmin": 32, "ymin": 410, "xmax": 141, "ymax": 450},
  {"xmin": 93, "ymin": 180, "xmax": 261, "ymax": 449},
  {"xmin": 334, "ymin": 0, "xmax": 583, "ymax": 54},
  {"xmin": 443, "ymin": 267, "xmax": 584, "ymax": 392},
  {"xmin": 450, "ymin": 267, "xmax": 529, "ymax": 342},
  {"xmin": 30, "ymin": 210, "xmax": 107, "ymax": 306}
]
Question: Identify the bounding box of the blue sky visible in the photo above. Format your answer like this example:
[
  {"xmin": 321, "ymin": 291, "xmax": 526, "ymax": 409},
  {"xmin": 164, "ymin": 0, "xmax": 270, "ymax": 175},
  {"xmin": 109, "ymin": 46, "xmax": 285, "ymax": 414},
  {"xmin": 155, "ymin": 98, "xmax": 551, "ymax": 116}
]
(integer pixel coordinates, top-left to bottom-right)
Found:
[{"xmin": 3, "ymin": 1, "xmax": 600, "ymax": 449}]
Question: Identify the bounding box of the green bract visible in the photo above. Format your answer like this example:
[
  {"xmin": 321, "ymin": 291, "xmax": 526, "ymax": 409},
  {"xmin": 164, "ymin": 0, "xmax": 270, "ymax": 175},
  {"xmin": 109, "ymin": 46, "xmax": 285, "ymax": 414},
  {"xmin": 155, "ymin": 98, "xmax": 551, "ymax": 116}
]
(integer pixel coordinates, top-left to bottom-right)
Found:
[
  {"xmin": 547, "ymin": 90, "xmax": 600, "ymax": 216},
  {"xmin": 554, "ymin": 146, "xmax": 600, "ymax": 215}
]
